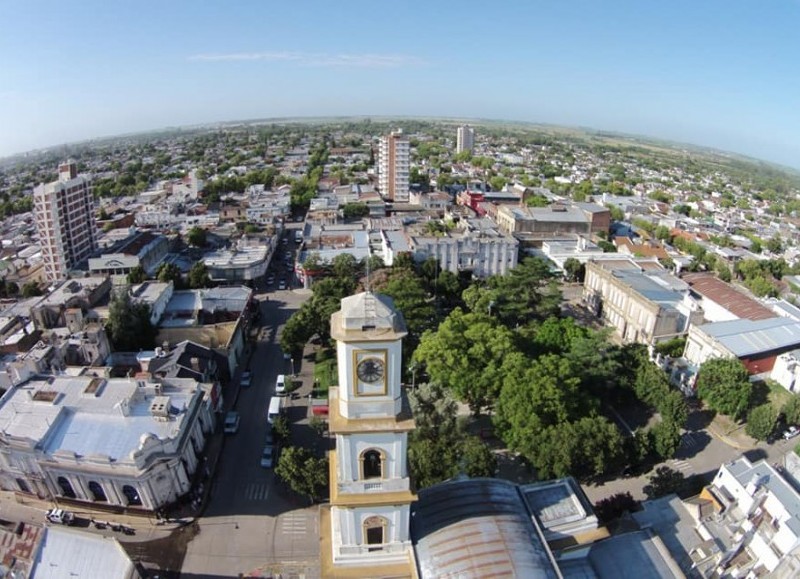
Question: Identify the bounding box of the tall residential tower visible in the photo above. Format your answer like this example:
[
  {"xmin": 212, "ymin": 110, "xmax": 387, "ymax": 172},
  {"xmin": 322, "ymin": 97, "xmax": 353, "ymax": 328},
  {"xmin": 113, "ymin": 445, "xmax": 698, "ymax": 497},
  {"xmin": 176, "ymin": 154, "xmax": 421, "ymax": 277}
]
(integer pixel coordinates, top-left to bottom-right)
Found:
[
  {"xmin": 34, "ymin": 161, "xmax": 98, "ymax": 281},
  {"xmin": 456, "ymin": 125, "xmax": 475, "ymax": 154},
  {"xmin": 378, "ymin": 129, "xmax": 410, "ymax": 203}
]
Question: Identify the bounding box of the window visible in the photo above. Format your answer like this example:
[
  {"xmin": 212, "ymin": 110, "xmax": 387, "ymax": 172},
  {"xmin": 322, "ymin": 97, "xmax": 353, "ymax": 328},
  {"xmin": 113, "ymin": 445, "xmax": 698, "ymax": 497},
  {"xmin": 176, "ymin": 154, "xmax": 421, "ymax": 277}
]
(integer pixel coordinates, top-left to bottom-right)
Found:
[
  {"xmin": 363, "ymin": 516, "xmax": 387, "ymax": 551},
  {"xmin": 57, "ymin": 476, "xmax": 76, "ymax": 498},
  {"xmin": 122, "ymin": 485, "xmax": 142, "ymax": 506},
  {"xmin": 361, "ymin": 449, "xmax": 383, "ymax": 480},
  {"xmin": 88, "ymin": 481, "xmax": 107, "ymax": 502}
]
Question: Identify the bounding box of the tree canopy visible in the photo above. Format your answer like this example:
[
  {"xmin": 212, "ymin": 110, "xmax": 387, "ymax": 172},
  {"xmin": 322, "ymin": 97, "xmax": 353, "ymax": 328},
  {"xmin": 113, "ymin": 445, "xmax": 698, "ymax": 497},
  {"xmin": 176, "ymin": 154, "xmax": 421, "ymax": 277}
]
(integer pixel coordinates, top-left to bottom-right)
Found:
[
  {"xmin": 106, "ymin": 291, "xmax": 157, "ymax": 351},
  {"xmin": 696, "ymin": 358, "xmax": 753, "ymax": 420}
]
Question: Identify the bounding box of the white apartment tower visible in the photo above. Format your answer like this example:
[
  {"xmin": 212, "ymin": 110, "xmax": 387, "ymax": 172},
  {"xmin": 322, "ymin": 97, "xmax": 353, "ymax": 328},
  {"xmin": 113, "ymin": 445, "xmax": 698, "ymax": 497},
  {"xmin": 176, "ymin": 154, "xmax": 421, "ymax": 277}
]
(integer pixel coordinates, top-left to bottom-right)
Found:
[
  {"xmin": 378, "ymin": 129, "xmax": 410, "ymax": 203},
  {"xmin": 456, "ymin": 124, "xmax": 475, "ymax": 154},
  {"xmin": 34, "ymin": 161, "xmax": 98, "ymax": 281}
]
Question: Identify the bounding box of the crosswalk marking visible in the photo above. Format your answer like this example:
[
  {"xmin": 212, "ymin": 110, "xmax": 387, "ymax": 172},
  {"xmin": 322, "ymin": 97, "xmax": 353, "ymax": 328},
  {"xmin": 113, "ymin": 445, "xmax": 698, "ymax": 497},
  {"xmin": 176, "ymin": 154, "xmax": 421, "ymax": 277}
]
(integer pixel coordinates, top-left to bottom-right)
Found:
[
  {"xmin": 243, "ymin": 481, "xmax": 271, "ymax": 501},
  {"xmin": 681, "ymin": 433, "xmax": 699, "ymax": 448},
  {"xmin": 669, "ymin": 459, "xmax": 692, "ymax": 472},
  {"xmin": 281, "ymin": 513, "xmax": 308, "ymax": 535}
]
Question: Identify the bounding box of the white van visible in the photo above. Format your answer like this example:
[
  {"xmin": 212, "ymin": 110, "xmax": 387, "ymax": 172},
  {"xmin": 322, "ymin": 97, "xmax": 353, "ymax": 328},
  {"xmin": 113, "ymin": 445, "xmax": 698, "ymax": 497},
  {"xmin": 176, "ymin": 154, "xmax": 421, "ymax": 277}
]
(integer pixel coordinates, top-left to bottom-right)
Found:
[
  {"xmin": 275, "ymin": 374, "xmax": 286, "ymax": 395},
  {"xmin": 267, "ymin": 396, "xmax": 284, "ymax": 425}
]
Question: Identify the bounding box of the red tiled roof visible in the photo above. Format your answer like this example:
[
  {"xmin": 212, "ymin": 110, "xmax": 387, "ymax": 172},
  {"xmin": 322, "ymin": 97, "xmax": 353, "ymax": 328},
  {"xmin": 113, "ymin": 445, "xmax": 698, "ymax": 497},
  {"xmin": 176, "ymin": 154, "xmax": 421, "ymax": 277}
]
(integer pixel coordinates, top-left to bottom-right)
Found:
[{"xmin": 682, "ymin": 273, "xmax": 776, "ymax": 321}]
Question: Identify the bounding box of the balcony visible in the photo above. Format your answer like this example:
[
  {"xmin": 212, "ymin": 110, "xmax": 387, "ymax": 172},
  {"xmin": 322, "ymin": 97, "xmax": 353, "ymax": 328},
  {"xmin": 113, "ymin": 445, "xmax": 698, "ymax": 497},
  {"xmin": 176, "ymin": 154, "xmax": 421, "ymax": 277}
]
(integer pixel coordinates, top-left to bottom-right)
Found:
[{"xmin": 337, "ymin": 477, "xmax": 409, "ymax": 495}]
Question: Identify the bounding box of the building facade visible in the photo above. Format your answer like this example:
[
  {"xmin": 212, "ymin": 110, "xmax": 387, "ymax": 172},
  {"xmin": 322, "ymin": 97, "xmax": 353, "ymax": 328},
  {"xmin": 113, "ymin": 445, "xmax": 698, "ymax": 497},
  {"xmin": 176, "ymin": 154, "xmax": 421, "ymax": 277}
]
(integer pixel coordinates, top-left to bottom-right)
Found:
[
  {"xmin": 583, "ymin": 260, "xmax": 702, "ymax": 345},
  {"xmin": 378, "ymin": 129, "xmax": 410, "ymax": 203},
  {"xmin": 323, "ymin": 291, "xmax": 416, "ymax": 576},
  {"xmin": 456, "ymin": 125, "xmax": 474, "ymax": 154},
  {"xmin": 0, "ymin": 375, "xmax": 216, "ymax": 511},
  {"xmin": 34, "ymin": 162, "xmax": 98, "ymax": 281}
]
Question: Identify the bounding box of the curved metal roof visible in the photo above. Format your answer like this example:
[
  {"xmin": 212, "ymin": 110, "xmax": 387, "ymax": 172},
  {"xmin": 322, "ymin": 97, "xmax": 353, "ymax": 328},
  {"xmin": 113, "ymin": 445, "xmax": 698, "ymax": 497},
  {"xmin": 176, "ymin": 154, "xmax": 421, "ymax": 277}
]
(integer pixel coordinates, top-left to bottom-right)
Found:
[{"xmin": 411, "ymin": 478, "xmax": 561, "ymax": 579}]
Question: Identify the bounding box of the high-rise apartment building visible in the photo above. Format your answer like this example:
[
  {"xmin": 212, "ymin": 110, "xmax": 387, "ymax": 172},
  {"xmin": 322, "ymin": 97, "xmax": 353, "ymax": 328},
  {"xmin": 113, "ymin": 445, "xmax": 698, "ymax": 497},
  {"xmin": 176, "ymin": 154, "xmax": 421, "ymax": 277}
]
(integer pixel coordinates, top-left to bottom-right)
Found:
[
  {"xmin": 456, "ymin": 125, "xmax": 475, "ymax": 154},
  {"xmin": 34, "ymin": 161, "xmax": 98, "ymax": 281},
  {"xmin": 378, "ymin": 129, "xmax": 410, "ymax": 202}
]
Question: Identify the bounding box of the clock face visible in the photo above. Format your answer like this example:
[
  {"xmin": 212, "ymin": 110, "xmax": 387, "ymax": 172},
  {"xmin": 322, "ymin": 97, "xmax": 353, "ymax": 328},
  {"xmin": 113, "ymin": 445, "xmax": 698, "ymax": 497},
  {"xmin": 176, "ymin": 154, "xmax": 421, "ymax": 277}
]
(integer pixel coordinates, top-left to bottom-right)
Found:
[{"xmin": 357, "ymin": 358, "xmax": 385, "ymax": 383}]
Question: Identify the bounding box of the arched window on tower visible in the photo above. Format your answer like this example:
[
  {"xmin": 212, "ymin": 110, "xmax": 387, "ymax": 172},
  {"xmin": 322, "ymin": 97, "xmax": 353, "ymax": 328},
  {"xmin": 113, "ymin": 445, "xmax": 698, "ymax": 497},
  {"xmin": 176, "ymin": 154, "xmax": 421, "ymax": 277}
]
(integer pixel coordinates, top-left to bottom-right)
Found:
[
  {"xmin": 88, "ymin": 481, "xmax": 107, "ymax": 502},
  {"xmin": 56, "ymin": 476, "xmax": 76, "ymax": 498},
  {"xmin": 363, "ymin": 515, "xmax": 388, "ymax": 551},
  {"xmin": 361, "ymin": 449, "xmax": 384, "ymax": 480}
]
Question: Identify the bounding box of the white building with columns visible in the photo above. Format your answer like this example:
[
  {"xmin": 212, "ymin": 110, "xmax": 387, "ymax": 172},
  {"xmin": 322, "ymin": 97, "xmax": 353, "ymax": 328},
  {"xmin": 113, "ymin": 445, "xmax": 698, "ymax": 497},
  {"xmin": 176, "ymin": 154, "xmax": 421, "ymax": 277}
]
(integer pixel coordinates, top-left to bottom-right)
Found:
[
  {"xmin": 322, "ymin": 291, "xmax": 417, "ymax": 576},
  {"xmin": 0, "ymin": 374, "xmax": 216, "ymax": 511}
]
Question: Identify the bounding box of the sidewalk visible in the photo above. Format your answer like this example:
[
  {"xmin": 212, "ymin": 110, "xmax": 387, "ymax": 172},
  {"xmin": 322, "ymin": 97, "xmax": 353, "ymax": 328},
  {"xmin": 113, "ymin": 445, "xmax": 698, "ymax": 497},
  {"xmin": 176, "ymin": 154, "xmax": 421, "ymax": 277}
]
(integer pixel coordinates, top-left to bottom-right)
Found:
[{"xmin": 707, "ymin": 416, "xmax": 753, "ymax": 450}]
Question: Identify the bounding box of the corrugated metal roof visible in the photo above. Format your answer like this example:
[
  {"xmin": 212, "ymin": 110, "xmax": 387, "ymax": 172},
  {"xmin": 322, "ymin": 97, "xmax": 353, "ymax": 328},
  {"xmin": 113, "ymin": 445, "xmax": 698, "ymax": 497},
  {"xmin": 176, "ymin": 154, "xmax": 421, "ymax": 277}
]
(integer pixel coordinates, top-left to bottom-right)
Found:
[
  {"xmin": 683, "ymin": 273, "xmax": 776, "ymax": 321},
  {"xmin": 411, "ymin": 478, "xmax": 561, "ymax": 579},
  {"xmin": 698, "ymin": 317, "xmax": 800, "ymax": 357}
]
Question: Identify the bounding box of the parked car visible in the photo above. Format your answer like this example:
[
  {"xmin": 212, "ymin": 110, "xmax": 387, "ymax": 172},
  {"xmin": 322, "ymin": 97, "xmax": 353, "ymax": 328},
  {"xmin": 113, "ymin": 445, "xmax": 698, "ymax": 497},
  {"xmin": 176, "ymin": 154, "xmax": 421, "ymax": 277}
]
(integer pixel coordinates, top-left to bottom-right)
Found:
[
  {"xmin": 45, "ymin": 508, "xmax": 74, "ymax": 525},
  {"xmin": 241, "ymin": 372, "xmax": 252, "ymax": 388},
  {"xmin": 265, "ymin": 427, "xmax": 276, "ymax": 447},
  {"xmin": 224, "ymin": 411, "xmax": 240, "ymax": 434},
  {"xmin": 278, "ymin": 280, "xmax": 286, "ymax": 290},
  {"xmin": 275, "ymin": 374, "xmax": 287, "ymax": 395},
  {"xmin": 261, "ymin": 445, "xmax": 275, "ymax": 468},
  {"xmin": 266, "ymin": 276, "xmax": 275, "ymax": 285},
  {"xmin": 783, "ymin": 426, "xmax": 800, "ymax": 440}
]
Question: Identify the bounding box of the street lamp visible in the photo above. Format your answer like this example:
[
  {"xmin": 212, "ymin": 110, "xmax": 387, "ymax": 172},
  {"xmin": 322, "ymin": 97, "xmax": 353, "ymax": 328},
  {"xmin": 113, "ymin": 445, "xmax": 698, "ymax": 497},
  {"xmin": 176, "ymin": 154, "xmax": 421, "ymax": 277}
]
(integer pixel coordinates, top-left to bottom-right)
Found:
[{"xmin": 290, "ymin": 357, "xmax": 295, "ymax": 376}]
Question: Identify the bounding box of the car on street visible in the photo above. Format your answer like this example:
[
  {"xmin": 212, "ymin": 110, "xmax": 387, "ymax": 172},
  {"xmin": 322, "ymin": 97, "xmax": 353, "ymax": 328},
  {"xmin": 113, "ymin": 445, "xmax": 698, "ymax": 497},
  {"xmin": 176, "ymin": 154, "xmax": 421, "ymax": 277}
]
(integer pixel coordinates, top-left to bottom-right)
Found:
[
  {"xmin": 275, "ymin": 374, "xmax": 287, "ymax": 395},
  {"xmin": 45, "ymin": 508, "xmax": 75, "ymax": 525},
  {"xmin": 278, "ymin": 280, "xmax": 286, "ymax": 290},
  {"xmin": 241, "ymin": 372, "xmax": 252, "ymax": 388},
  {"xmin": 265, "ymin": 427, "xmax": 276, "ymax": 447},
  {"xmin": 783, "ymin": 425, "xmax": 800, "ymax": 440},
  {"xmin": 224, "ymin": 411, "xmax": 240, "ymax": 434},
  {"xmin": 261, "ymin": 445, "xmax": 275, "ymax": 468},
  {"xmin": 266, "ymin": 276, "xmax": 275, "ymax": 285}
]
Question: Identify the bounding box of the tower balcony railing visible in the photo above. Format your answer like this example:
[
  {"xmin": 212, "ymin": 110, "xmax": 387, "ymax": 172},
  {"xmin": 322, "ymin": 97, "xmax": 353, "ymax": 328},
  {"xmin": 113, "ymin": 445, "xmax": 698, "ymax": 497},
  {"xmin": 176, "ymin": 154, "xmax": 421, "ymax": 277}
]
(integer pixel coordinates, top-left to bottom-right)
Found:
[{"xmin": 337, "ymin": 477, "xmax": 409, "ymax": 495}]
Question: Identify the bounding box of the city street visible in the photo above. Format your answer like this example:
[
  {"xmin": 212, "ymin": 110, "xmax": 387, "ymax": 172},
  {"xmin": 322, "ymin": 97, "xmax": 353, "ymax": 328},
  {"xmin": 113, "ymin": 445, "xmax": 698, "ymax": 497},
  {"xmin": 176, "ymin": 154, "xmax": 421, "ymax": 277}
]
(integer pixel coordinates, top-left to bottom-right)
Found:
[{"xmin": 181, "ymin": 279, "xmax": 321, "ymax": 579}]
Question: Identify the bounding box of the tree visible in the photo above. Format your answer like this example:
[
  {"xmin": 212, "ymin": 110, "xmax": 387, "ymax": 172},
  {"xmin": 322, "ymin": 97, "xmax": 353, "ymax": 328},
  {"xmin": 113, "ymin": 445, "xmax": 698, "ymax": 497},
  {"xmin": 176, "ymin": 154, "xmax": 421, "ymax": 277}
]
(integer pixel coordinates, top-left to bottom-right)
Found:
[
  {"xmin": 275, "ymin": 446, "xmax": 328, "ymax": 504},
  {"xmin": 342, "ymin": 202, "xmax": 369, "ymax": 220},
  {"xmin": 0, "ymin": 279, "xmax": 18, "ymax": 298},
  {"xmin": 563, "ymin": 258, "xmax": 585, "ymax": 283},
  {"xmin": 188, "ymin": 262, "xmax": 211, "ymax": 289},
  {"xmin": 746, "ymin": 404, "xmax": 778, "ymax": 441},
  {"xmin": 650, "ymin": 419, "xmax": 682, "ymax": 460},
  {"xmin": 696, "ymin": 358, "xmax": 753, "ymax": 420},
  {"xmin": 782, "ymin": 396, "xmax": 800, "ymax": 426},
  {"xmin": 407, "ymin": 382, "xmax": 496, "ymax": 488},
  {"xmin": 655, "ymin": 225, "xmax": 672, "ymax": 241},
  {"xmin": 462, "ymin": 257, "xmax": 562, "ymax": 327},
  {"xmin": 187, "ymin": 226, "xmax": 207, "ymax": 247},
  {"xmin": 127, "ymin": 265, "xmax": 146, "ymax": 285},
  {"xmin": 156, "ymin": 262, "xmax": 184, "ymax": 288},
  {"xmin": 106, "ymin": 291, "xmax": 157, "ymax": 351},
  {"xmin": 21, "ymin": 281, "xmax": 42, "ymax": 298},
  {"xmin": 272, "ymin": 414, "xmax": 291, "ymax": 442},
  {"xmin": 414, "ymin": 309, "xmax": 519, "ymax": 413},
  {"xmin": 643, "ymin": 466, "xmax": 686, "ymax": 499}
]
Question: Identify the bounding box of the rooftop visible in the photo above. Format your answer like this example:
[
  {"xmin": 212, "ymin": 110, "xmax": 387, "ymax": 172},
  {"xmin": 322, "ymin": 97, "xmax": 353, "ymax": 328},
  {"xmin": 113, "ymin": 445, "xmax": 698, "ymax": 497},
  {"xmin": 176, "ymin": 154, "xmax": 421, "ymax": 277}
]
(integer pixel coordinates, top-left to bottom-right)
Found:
[
  {"xmin": 0, "ymin": 375, "xmax": 198, "ymax": 462},
  {"xmin": 696, "ymin": 316, "xmax": 800, "ymax": 357},
  {"xmin": 683, "ymin": 273, "xmax": 776, "ymax": 321},
  {"xmin": 32, "ymin": 526, "xmax": 135, "ymax": 579},
  {"xmin": 411, "ymin": 478, "xmax": 561, "ymax": 579}
]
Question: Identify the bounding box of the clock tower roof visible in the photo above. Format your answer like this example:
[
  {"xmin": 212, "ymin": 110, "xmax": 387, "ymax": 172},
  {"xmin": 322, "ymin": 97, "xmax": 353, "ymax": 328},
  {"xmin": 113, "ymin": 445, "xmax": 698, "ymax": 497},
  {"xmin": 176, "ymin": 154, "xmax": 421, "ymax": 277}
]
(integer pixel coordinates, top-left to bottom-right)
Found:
[{"xmin": 330, "ymin": 291, "xmax": 407, "ymax": 342}]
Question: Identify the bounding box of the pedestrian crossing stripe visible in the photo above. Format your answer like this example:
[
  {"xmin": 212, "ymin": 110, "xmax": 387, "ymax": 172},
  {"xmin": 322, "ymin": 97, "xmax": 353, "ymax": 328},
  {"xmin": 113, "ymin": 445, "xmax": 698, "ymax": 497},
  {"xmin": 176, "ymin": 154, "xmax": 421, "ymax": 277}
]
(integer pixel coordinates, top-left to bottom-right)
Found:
[{"xmin": 243, "ymin": 482, "xmax": 270, "ymax": 500}]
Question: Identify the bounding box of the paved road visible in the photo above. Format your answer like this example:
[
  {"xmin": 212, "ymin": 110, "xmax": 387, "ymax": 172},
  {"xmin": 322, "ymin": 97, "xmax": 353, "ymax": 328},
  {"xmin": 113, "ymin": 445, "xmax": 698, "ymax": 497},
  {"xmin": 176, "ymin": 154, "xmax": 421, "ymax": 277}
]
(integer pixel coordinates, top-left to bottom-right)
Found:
[
  {"xmin": 180, "ymin": 282, "xmax": 320, "ymax": 578},
  {"xmin": 582, "ymin": 414, "xmax": 797, "ymax": 504}
]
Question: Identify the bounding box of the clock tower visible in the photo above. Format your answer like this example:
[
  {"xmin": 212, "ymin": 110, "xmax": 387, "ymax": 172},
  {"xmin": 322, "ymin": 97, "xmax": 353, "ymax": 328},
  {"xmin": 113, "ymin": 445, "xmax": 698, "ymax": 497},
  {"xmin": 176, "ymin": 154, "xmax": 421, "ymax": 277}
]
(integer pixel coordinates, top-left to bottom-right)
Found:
[{"xmin": 321, "ymin": 291, "xmax": 416, "ymax": 577}]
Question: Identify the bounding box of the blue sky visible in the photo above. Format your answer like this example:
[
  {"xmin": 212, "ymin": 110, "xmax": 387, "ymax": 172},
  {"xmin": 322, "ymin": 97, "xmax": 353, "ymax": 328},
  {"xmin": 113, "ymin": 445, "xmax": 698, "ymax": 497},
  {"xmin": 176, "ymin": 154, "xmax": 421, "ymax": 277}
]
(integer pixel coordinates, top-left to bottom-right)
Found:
[{"xmin": 1, "ymin": 0, "xmax": 799, "ymax": 167}]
